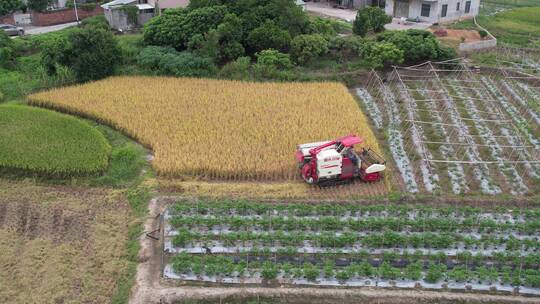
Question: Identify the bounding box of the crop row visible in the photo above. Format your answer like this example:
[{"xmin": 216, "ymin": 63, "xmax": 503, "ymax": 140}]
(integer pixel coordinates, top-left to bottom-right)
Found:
[
  {"xmin": 168, "ymin": 214, "xmax": 540, "ymax": 234},
  {"xmin": 169, "ymin": 253, "xmax": 540, "ymax": 288},
  {"xmin": 171, "ymin": 229, "xmax": 540, "ymax": 251},
  {"xmin": 169, "ymin": 201, "xmax": 540, "ymax": 219}
]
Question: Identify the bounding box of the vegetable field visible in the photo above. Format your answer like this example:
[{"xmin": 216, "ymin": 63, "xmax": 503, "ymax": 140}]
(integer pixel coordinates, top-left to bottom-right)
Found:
[
  {"xmin": 28, "ymin": 76, "xmax": 381, "ymax": 181},
  {"xmin": 163, "ymin": 200, "xmax": 540, "ymax": 295},
  {"xmin": 0, "ymin": 104, "xmax": 110, "ymax": 177},
  {"xmin": 356, "ymin": 61, "xmax": 540, "ymax": 195}
]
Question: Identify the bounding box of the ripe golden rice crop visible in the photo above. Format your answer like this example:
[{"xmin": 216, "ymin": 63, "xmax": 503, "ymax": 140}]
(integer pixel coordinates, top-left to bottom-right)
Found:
[{"xmin": 29, "ymin": 76, "xmax": 381, "ymax": 180}]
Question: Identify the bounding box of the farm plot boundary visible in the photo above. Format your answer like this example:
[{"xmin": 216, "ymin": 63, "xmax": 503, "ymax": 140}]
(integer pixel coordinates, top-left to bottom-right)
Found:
[
  {"xmin": 130, "ymin": 196, "xmax": 540, "ymax": 304},
  {"xmin": 159, "ymin": 199, "xmax": 540, "ymax": 297},
  {"xmin": 356, "ymin": 59, "xmax": 540, "ymax": 196}
]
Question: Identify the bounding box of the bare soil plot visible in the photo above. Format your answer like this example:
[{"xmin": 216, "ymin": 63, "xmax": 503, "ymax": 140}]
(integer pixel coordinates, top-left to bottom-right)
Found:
[{"xmin": 0, "ymin": 179, "xmax": 134, "ymax": 304}]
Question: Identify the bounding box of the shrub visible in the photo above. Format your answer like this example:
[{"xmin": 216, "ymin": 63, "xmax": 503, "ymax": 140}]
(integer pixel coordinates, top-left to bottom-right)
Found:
[
  {"xmin": 41, "ymin": 26, "xmax": 120, "ymax": 82},
  {"xmin": 303, "ymin": 263, "xmax": 319, "ymax": 281},
  {"xmin": 290, "ymin": 34, "xmax": 329, "ymax": 65},
  {"xmin": 247, "ymin": 20, "xmax": 292, "ymax": 53},
  {"xmin": 261, "ymin": 261, "xmax": 279, "ymax": 280},
  {"xmin": 0, "ymin": 0, "xmax": 23, "ymax": 16},
  {"xmin": 68, "ymin": 26, "xmax": 120, "ymax": 82},
  {"xmin": 364, "ymin": 41, "xmax": 404, "ymax": 69},
  {"xmin": 255, "ymin": 49, "xmax": 293, "ymax": 69},
  {"xmin": 143, "ymin": 6, "xmax": 228, "ymax": 50},
  {"xmin": 377, "ymin": 30, "xmax": 452, "ymax": 63},
  {"xmin": 219, "ymin": 56, "xmax": 251, "ymax": 80},
  {"xmin": 137, "ymin": 46, "xmax": 217, "ymax": 77},
  {"xmin": 478, "ymin": 29, "xmax": 488, "ymax": 39},
  {"xmin": 0, "ymin": 90, "xmax": 4, "ymax": 102},
  {"xmin": 27, "ymin": 0, "xmax": 48, "ymax": 12},
  {"xmin": 80, "ymin": 15, "xmax": 109, "ymax": 30},
  {"xmin": 0, "ymin": 31, "xmax": 15, "ymax": 68},
  {"xmin": 309, "ymin": 17, "xmax": 337, "ymax": 37},
  {"xmin": 353, "ymin": 7, "xmax": 391, "ymax": 37}
]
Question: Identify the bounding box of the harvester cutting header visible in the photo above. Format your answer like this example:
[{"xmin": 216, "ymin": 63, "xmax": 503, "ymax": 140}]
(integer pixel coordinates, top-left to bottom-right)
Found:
[{"xmin": 295, "ymin": 135, "xmax": 386, "ymax": 185}]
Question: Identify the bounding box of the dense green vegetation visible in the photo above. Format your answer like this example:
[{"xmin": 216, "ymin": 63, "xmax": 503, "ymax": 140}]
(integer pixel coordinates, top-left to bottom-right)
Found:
[
  {"xmin": 0, "ymin": 0, "xmax": 22, "ymax": 16},
  {"xmin": 0, "ymin": 104, "xmax": 110, "ymax": 177},
  {"xmin": 141, "ymin": 2, "xmax": 453, "ymax": 76}
]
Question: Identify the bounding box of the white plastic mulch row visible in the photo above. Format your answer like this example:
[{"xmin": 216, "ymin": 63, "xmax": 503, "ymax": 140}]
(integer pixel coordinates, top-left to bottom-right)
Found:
[
  {"xmin": 435, "ymin": 80, "xmax": 507, "ymax": 195},
  {"xmin": 417, "ymin": 88, "xmax": 468, "ymax": 194},
  {"xmin": 482, "ymin": 76, "xmax": 540, "ymax": 151},
  {"xmin": 442, "ymin": 79, "xmax": 501, "ymax": 195},
  {"xmin": 500, "ymin": 127, "xmax": 540, "ymax": 179},
  {"xmin": 399, "ymin": 86, "xmax": 440, "ymax": 192},
  {"xmin": 164, "ymin": 238, "xmax": 537, "ymax": 255},
  {"xmin": 449, "ymin": 79, "xmax": 527, "ymax": 195},
  {"xmin": 162, "ymin": 264, "xmax": 540, "ymax": 295},
  {"xmin": 165, "ymin": 209, "xmax": 528, "ymax": 224},
  {"xmin": 500, "ymin": 80, "xmax": 540, "ymax": 126},
  {"xmin": 355, "ymin": 88, "xmax": 383, "ymax": 129},
  {"xmin": 379, "ymin": 86, "xmax": 418, "ymax": 193}
]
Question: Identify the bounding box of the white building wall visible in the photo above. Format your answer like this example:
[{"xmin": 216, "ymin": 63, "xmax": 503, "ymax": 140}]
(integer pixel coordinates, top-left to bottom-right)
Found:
[
  {"xmin": 435, "ymin": 0, "xmax": 480, "ymax": 23},
  {"xmin": 385, "ymin": 0, "xmax": 479, "ymax": 23}
]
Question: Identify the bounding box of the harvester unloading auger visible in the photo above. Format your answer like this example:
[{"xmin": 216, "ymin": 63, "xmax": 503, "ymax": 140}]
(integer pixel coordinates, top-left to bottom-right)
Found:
[{"xmin": 295, "ymin": 135, "xmax": 386, "ymax": 185}]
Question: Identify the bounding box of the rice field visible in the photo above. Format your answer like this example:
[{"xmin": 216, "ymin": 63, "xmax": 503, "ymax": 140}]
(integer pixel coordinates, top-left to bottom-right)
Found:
[
  {"xmin": 29, "ymin": 76, "xmax": 381, "ymax": 181},
  {"xmin": 163, "ymin": 199, "xmax": 540, "ymax": 294},
  {"xmin": 0, "ymin": 104, "xmax": 110, "ymax": 177}
]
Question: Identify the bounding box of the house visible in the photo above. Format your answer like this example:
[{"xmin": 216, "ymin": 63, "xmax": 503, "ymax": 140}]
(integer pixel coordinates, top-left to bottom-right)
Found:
[
  {"xmin": 318, "ymin": 0, "xmax": 478, "ymax": 23},
  {"xmin": 385, "ymin": 0, "xmax": 480, "ymax": 23}
]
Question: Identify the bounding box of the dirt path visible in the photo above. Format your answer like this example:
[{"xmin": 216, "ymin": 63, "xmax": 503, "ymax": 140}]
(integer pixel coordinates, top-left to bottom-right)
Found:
[{"xmin": 129, "ymin": 196, "xmax": 540, "ymax": 304}]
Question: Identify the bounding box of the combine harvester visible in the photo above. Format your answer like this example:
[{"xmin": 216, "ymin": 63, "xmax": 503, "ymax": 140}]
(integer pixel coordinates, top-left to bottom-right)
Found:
[{"xmin": 295, "ymin": 135, "xmax": 386, "ymax": 185}]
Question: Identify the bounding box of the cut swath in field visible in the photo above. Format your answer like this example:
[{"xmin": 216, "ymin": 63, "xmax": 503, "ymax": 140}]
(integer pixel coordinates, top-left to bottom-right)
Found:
[{"xmin": 28, "ymin": 77, "xmax": 381, "ymax": 181}]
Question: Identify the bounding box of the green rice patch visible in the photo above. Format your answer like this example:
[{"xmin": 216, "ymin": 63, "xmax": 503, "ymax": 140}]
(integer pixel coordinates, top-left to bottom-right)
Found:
[{"xmin": 0, "ymin": 104, "xmax": 110, "ymax": 177}]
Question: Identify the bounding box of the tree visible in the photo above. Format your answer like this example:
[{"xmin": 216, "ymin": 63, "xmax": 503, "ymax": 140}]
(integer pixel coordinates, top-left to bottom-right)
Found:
[
  {"xmin": 216, "ymin": 13, "xmax": 245, "ymax": 62},
  {"xmin": 0, "ymin": 0, "xmax": 22, "ymax": 16},
  {"xmin": 143, "ymin": 6, "xmax": 228, "ymax": 50},
  {"xmin": 353, "ymin": 7, "xmax": 391, "ymax": 37},
  {"xmin": 68, "ymin": 26, "xmax": 120, "ymax": 82},
  {"xmin": 364, "ymin": 41, "xmax": 404, "ymax": 69},
  {"xmin": 42, "ymin": 26, "xmax": 120, "ymax": 82},
  {"xmin": 27, "ymin": 0, "xmax": 50, "ymax": 12},
  {"xmin": 255, "ymin": 49, "xmax": 292, "ymax": 70},
  {"xmin": 376, "ymin": 30, "xmax": 451, "ymax": 63},
  {"xmin": 247, "ymin": 20, "xmax": 291, "ymax": 54},
  {"xmin": 290, "ymin": 34, "xmax": 329, "ymax": 65}
]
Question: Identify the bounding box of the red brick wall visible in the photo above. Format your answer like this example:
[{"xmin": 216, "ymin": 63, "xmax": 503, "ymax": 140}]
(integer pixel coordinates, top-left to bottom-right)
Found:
[
  {"xmin": 32, "ymin": 7, "xmax": 104, "ymax": 26},
  {"xmin": 0, "ymin": 14, "xmax": 15, "ymax": 25}
]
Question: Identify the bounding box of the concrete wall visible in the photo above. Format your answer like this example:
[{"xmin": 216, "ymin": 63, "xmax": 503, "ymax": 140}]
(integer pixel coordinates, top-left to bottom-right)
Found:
[
  {"xmin": 104, "ymin": 8, "xmax": 154, "ymax": 31},
  {"xmin": 458, "ymin": 16, "xmax": 497, "ymax": 52},
  {"xmin": 14, "ymin": 13, "xmax": 32, "ymax": 25},
  {"xmin": 104, "ymin": 8, "xmax": 131, "ymax": 31},
  {"xmin": 458, "ymin": 38, "xmax": 497, "ymax": 52},
  {"xmin": 31, "ymin": 6, "xmax": 104, "ymax": 26},
  {"xmin": 137, "ymin": 12, "xmax": 153, "ymax": 25}
]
